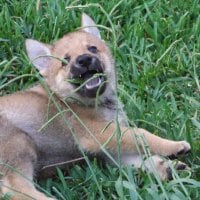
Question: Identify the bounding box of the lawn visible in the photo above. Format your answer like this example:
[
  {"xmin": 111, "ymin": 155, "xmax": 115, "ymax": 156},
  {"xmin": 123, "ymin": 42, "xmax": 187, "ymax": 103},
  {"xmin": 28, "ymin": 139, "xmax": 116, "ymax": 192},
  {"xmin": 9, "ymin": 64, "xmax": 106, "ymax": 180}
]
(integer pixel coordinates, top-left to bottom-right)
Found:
[{"xmin": 0, "ymin": 0, "xmax": 200, "ymax": 199}]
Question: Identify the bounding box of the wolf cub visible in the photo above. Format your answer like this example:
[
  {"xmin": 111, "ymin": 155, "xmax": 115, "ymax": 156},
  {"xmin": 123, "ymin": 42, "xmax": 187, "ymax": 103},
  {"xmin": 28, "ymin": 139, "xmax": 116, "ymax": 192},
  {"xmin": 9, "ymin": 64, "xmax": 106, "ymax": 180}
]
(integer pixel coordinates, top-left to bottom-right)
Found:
[{"xmin": 0, "ymin": 14, "xmax": 190, "ymax": 199}]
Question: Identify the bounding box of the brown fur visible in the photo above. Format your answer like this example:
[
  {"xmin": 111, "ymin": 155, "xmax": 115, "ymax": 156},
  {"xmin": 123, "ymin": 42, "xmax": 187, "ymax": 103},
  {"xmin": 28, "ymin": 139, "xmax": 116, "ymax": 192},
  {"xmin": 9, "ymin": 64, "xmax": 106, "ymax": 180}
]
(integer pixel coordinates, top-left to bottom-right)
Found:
[{"xmin": 0, "ymin": 14, "xmax": 190, "ymax": 199}]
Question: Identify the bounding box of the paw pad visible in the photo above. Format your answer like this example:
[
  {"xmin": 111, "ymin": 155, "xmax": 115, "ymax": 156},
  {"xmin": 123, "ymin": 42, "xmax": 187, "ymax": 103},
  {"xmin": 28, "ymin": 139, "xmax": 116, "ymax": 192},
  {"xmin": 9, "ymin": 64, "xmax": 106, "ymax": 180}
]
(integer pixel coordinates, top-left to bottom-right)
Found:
[{"xmin": 176, "ymin": 163, "xmax": 187, "ymax": 170}]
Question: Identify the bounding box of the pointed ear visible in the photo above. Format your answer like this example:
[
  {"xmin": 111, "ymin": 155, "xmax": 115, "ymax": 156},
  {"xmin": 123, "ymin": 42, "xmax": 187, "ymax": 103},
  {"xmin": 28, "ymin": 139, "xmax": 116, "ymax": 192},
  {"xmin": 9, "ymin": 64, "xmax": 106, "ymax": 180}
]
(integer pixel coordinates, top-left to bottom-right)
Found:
[
  {"xmin": 25, "ymin": 39, "xmax": 52, "ymax": 75},
  {"xmin": 81, "ymin": 13, "xmax": 101, "ymax": 39}
]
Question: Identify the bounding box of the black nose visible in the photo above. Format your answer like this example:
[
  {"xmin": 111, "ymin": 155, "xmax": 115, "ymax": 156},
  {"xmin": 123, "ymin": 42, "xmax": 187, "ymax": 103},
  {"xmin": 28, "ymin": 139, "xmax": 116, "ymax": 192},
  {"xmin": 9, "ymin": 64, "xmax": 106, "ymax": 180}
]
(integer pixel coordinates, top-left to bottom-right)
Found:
[{"xmin": 76, "ymin": 54, "xmax": 92, "ymax": 68}]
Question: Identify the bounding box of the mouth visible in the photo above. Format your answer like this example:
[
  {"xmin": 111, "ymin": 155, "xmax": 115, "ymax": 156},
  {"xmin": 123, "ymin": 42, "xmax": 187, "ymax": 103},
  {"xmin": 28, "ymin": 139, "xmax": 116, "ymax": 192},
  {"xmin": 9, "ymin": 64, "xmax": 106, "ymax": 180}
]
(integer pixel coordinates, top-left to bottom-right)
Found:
[
  {"xmin": 82, "ymin": 70, "xmax": 105, "ymax": 89},
  {"xmin": 70, "ymin": 66, "xmax": 106, "ymax": 98}
]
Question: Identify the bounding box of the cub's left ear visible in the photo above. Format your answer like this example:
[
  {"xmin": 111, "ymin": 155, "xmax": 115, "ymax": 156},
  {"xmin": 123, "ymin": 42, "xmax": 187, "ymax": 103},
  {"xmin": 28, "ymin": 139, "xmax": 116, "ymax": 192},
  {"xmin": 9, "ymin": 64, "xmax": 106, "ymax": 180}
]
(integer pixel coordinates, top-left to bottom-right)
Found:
[
  {"xmin": 25, "ymin": 39, "xmax": 52, "ymax": 76},
  {"xmin": 81, "ymin": 13, "xmax": 101, "ymax": 39}
]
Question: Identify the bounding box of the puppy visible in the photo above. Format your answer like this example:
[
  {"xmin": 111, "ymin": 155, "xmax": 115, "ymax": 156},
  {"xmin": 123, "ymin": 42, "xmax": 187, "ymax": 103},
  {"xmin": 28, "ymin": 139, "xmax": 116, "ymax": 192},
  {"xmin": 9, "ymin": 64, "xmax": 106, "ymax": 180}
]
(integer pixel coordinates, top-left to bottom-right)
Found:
[{"xmin": 0, "ymin": 13, "xmax": 190, "ymax": 199}]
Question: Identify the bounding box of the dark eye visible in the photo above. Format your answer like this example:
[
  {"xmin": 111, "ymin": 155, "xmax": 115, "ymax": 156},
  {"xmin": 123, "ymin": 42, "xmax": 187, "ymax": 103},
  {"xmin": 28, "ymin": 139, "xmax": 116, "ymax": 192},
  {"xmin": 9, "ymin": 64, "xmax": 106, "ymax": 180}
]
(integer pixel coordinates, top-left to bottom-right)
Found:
[
  {"xmin": 62, "ymin": 54, "xmax": 70, "ymax": 66},
  {"xmin": 88, "ymin": 46, "xmax": 98, "ymax": 54}
]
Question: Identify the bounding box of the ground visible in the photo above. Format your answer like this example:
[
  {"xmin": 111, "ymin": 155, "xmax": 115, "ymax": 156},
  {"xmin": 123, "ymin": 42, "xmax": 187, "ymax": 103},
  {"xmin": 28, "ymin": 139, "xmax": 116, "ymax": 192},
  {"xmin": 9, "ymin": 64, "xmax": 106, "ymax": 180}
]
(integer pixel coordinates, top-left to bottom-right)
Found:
[{"xmin": 0, "ymin": 0, "xmax": 200, "ymax": 199}]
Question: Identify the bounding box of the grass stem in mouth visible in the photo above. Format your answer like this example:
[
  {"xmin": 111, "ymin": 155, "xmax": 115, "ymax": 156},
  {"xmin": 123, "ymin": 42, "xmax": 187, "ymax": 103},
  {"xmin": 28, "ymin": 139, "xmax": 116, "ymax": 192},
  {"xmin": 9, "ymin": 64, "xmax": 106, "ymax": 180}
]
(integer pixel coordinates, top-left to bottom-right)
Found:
[
  {"xmin": 65, "ymin": 73, "xmax": 107, "ymax": 95},
  {"xmin": 66, "ymin": 73, "xmax": 106, "ymax": 85}
]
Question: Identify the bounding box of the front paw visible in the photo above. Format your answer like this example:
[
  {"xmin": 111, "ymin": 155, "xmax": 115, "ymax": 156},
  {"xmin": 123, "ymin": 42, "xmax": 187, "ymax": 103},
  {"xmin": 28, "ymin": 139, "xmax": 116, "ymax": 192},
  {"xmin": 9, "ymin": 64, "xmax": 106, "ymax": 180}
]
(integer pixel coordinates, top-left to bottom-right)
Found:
[{"xmin": 168, "ymin": 141, "xmax": 191, "ymax": 159}]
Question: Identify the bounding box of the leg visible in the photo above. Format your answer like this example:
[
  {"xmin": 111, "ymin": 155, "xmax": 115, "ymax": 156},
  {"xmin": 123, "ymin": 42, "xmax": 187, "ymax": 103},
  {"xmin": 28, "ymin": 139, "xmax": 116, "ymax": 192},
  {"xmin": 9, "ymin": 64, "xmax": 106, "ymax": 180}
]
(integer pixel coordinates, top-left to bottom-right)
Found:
[
  {"xmin": 129, "ymin": 128, "xmax": 190, "ymax": 157},
  {"xmin": 77, "ymin": 120, "xmax": 190, "ymax": 157},
  {"xmin": 0, "ymin": 128, "xmax": 54, "ymax": 200},
  {"xmin": 2, "ymin": 174, "xmax": 54, "ymax": 200}
]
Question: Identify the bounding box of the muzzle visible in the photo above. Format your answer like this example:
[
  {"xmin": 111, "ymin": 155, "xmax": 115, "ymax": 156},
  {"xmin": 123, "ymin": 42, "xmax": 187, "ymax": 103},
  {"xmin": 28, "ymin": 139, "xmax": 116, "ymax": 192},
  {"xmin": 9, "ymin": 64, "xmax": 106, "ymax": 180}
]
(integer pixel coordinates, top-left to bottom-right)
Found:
[{"xmin": 69, "ymin": 54, "xmax": 106, "ymax": 98}]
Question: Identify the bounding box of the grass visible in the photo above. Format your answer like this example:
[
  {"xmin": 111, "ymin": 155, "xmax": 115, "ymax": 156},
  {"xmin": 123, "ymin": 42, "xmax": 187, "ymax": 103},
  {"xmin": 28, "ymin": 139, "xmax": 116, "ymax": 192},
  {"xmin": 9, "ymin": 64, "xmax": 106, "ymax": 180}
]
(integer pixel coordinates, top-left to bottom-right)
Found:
[{"xmin": 0, "ymin": 0, "xmax": 200, "ymax": 199}]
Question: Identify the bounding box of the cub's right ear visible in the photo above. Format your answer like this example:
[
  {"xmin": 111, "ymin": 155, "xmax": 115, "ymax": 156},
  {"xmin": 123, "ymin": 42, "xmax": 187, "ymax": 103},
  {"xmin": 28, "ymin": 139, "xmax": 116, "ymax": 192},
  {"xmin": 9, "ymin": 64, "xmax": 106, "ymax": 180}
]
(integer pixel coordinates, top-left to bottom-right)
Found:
[{"xmin": 25, "ymin": 39, "xmax": 52, "ymax": 76}]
